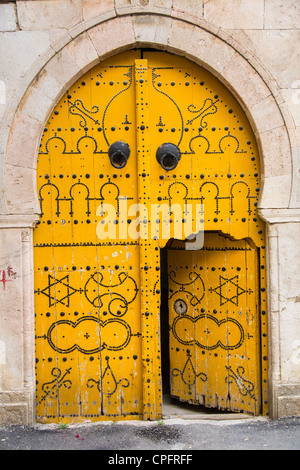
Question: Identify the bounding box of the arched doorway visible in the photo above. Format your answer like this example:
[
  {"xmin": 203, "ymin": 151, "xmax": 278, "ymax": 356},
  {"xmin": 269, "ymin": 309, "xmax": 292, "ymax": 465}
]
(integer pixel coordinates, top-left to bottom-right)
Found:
[{"xmin": 33, "ymin": 50, "xmax": 268, "ymax": 423}]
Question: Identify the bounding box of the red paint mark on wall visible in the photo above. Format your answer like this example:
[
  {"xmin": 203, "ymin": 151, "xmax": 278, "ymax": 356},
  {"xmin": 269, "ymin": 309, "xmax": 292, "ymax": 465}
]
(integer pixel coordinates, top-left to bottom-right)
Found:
[{"xmin": 0, "ymin": 266, "xmax": 17, "ymax": 290}]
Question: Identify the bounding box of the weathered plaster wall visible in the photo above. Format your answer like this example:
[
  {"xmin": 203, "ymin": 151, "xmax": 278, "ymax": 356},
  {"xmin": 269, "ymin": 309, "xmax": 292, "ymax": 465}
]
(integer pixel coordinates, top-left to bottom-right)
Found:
[{"xmin": 0, "ymin": 0, "xmax": 299, "ymax": 423}]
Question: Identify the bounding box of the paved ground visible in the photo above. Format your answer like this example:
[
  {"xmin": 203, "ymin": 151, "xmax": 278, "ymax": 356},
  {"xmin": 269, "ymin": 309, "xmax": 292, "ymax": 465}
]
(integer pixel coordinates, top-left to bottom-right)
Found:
[{"xmin": 0, "ymin": 415, "xmax": 299, "ymax": 452}]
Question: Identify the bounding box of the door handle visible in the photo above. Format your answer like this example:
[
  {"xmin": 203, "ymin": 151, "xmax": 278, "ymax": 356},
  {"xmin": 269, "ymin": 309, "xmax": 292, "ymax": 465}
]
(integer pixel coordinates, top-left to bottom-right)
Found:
[
  {"xmin": 108, "ymin": 141, "xmax": 130, "ymax": 169},
  {"xmin": 156, "ymin": 143, "xmax": 181, "ymax": 171}
]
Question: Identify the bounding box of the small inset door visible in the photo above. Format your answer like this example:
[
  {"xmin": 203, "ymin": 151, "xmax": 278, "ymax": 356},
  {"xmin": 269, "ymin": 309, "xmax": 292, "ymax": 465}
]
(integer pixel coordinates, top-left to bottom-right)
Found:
[{"xmin": 168, "ymin": 232, "xmax": 261, "ymax": 415}]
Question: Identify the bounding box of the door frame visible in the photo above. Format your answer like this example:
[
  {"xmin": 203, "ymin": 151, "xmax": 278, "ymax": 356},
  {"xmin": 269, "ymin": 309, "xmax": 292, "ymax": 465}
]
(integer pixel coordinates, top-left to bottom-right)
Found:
[{"xmin": 1, "ymin": 12, "xmax": 295, "ymax": 423}]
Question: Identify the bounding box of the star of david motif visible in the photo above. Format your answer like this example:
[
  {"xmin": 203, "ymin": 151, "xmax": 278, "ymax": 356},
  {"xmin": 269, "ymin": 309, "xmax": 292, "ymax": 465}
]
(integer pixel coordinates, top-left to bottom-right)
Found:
[
  {"xmin": 209, "ymin": 275, "xmax": 252, "ymax": 306},
  {"xmin": 37, "ymin": 274, "xmax": 78, "ymax": 307}
]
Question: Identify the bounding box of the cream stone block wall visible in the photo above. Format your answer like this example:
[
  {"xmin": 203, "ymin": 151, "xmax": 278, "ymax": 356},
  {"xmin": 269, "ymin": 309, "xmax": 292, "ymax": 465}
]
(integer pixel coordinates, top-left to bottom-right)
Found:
[
  {"xmin": 264, "ymin": 0, "xmax": 300, "ymax": 29},
  {"xmin": 0, "ymin": 0, "xmax": 299, "ymax": 423},
  {"xmin": 0, "ymin": 4, "xmax": 17, "ymax": 32},
  {"xmin": 204, "ymin": 0, "xmax": 265, "ymax": 30},
  {"xmin": 17, "ymin": 0, "xmax": 83, "ymax": 30},
  {"xmin": 0, "ymin": 221, "xmax": 36, "ymax": 425}
]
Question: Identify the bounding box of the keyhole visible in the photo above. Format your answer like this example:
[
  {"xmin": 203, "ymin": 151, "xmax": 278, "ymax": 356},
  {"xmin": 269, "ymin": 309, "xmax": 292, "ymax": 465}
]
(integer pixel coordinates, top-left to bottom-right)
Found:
[{"xmin": 174, "ymin": 299, "xmax": 187, "ymax": 314}]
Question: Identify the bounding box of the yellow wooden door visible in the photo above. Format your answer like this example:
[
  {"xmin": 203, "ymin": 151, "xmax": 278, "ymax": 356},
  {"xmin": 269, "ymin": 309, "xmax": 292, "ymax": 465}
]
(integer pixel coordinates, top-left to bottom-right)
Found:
[
  {"xmin": 34, "ymin": 50, "xmax": 268, "ymax": 423},
  {"xmin": 168, "ymin": 233, "xmax": 260, "ymax": 415}
]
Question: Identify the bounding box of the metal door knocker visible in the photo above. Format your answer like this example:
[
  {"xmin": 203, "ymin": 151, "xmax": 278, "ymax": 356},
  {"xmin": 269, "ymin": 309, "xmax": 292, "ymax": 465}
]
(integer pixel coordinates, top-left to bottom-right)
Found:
[
  {"xmin": 108, "ymin": 141, "xmax": 130, "ymax": 169},
  {"xmin": 156, "ymin": 143, "xmax": 181, "ymax": 171}
]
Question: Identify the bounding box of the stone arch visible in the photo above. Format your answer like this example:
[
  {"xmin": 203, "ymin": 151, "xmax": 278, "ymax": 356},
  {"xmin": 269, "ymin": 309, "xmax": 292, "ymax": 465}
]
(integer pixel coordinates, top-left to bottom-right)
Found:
[{"xmin": 2, "ymin": 13, "xmax": 294, "ymax": 219}]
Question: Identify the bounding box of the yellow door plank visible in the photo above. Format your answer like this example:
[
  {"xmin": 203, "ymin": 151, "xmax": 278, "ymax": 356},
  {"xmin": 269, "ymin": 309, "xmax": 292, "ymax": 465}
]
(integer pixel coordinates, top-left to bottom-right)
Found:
[{"xmin": 34, "ymin": 51, "xmax": 143, "ymax": 424}]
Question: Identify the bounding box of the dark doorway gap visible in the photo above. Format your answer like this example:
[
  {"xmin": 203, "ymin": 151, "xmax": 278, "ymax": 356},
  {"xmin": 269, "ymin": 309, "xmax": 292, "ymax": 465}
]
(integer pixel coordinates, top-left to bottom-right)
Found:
[{"xmin": 160, "ymin": 245, "xmax": 170, "ymax": 396}]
